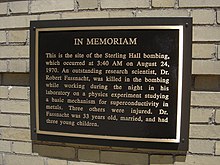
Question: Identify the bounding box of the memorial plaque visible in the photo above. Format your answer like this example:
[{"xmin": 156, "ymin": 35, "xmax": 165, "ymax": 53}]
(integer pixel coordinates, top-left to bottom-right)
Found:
[{"xmin": 31, "ymin": 18, "xmax": 192, "ymax": 151}]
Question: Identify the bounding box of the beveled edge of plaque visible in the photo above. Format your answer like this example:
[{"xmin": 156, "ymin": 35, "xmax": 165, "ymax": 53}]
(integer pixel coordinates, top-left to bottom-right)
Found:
[{"xmin": 34, "ymin": 25, "xmax": 184, "ymax": 143}]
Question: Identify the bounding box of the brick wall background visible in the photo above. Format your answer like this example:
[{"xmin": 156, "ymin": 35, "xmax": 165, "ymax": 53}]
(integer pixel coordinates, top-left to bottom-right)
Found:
[{"xmin": 0, "ymin": 0, "xmax": 220, "ymax": 165}]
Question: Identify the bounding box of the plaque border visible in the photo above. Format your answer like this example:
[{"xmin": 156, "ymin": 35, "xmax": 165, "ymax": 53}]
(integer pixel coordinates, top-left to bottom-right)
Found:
[
  {"xmin": 30, "ymin": 18, "xmax": 192, "ymax": 151},
  {"xmin": 35, "ymin": 25, "xmax": 183, "ymax": 143}
]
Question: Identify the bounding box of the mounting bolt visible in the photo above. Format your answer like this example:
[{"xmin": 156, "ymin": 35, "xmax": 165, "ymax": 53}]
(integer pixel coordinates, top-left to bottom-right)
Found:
[
  {"xmin": 185, "ymin": 23, "xmax": 188, "ymax": 27},
  {"xmin": 181, "ymin": 138, "xmax": 185, "ymax": 143}
]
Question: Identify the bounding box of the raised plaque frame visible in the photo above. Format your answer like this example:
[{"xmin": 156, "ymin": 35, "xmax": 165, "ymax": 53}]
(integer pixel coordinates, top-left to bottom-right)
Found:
[{"xmin": 30, "ymin": 18, "xmax": 192, "ymax": 151}]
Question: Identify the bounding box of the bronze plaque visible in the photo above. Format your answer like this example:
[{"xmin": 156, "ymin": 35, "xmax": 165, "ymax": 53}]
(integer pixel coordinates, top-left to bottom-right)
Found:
[{"xmin": 31, "ymin": 18, "xmax": 192, "ymax": 151}]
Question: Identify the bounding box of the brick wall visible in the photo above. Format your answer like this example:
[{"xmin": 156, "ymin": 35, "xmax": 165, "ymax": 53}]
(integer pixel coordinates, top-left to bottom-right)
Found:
[{"xmin": 0, "ymin": 0, "xmax": 220, "ymax": 165}]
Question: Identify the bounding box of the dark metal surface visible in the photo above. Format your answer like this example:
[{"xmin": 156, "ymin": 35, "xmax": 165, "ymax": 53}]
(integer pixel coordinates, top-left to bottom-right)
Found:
[{"xmin": 30, "ymin": 18, "xmax": 192, "ymax": 151}]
